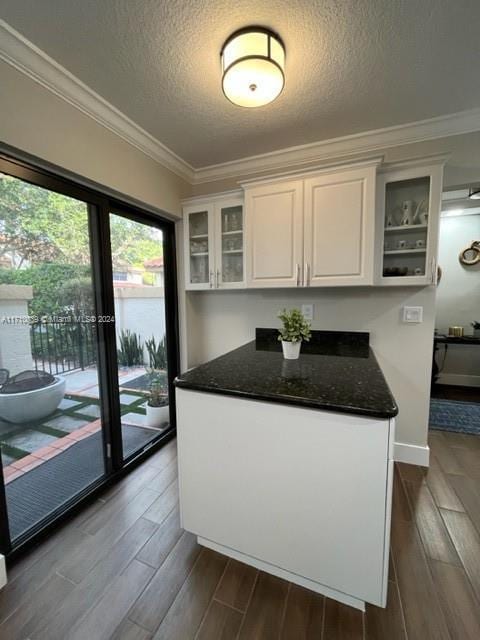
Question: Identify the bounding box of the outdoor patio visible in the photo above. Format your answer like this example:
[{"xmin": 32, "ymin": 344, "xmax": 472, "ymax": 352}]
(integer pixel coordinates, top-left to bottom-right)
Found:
[
  {"xmin": 0, "ymin": 365, "xmax": 169, "ymax": 541},
  {"xmin": 0, "ymin": 365, "xmax": 162, "ymax": 476}
]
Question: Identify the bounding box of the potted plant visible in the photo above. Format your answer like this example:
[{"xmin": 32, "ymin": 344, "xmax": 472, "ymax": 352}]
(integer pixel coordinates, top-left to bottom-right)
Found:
[
  {"xmin": 145, "ymin": 374, "xmax": 169, "ymax": 428},
  {"xmin": 471, "ymin": 321, "xmax": 480, "ymax": 338},
  {"xmin": 278, "ymin": 308, "xmax": 311, "ymax": 360}
]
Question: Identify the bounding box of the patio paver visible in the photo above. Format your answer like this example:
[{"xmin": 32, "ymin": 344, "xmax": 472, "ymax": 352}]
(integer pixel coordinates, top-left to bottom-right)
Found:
[
  {"xmin": 119, "ymin": 393, "xmax": 144, "ymax": 405},
  {"xmin": 78, "ymin": 404, "xmax": 101, "ymax": 418},
  {"xmin": 44, "ymin": 415, "xmax": 89, "ymax": 432},
  {"xmin": 121, "ymin": 412, "xmax": 147, "ymax": 427},
  {"xmin": 3, "ymin": 430, "xmax": 59, "ymax": 454},
  {"xmin": 58, "ymin": 398, "xmax": 83, "ymax": 411}
]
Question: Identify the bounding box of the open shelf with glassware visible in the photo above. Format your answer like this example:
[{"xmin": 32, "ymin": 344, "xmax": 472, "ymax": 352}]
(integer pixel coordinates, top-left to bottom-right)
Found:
[{"xmin": 376, "ymin": 159, "xmax": 445, "ymax": 286}]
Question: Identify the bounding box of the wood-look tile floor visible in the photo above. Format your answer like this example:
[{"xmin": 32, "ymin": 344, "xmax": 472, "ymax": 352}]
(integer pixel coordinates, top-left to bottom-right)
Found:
[{"xmin": 1, "ymin": 430, "xmax": 480, "ymax": 639}]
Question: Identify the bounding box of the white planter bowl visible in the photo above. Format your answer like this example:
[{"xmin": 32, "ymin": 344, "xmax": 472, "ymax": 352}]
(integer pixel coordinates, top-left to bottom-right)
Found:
[
  {"xmin": 0, "ymin": 376, "xmax": 66, "ymax": 424},
  {"xmin": 145, "ymin": 403, "xmax": 169, "ymax": 428},
  {"xmin": 281, "ymin": 340, "xmax": 302, "ymax": 360}
]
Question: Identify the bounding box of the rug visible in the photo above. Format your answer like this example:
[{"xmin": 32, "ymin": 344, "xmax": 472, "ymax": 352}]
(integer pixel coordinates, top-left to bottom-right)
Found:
[{"xmin": 430, "ymin": 398, "xmax": 480, "ymax": 435}]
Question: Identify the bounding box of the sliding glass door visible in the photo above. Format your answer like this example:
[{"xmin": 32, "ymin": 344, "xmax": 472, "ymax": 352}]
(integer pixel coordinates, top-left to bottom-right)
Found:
[
  {"xmin": 0, "ymin": 155, "xmax": 179, "ymax": 555},
  {"xmin": 109, "ymin": 211, "xmax": 172, "ymax": 461},
  {"xmin": 0, "ymin": 170, "xmax": 108, "ymax": 543}
]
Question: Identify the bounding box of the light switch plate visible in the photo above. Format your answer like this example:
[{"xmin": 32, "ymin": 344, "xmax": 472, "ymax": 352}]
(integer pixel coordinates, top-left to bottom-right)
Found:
[
  {"xmin": 301, "ymin": 304, "xmax": 314, "ymax": 321},
  {"xmin": 403, "ymin": 306, "xmax": 423, "ymax": 323}
]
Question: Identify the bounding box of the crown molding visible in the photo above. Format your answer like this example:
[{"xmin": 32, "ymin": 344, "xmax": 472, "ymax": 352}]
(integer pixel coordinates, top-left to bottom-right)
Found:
[
  {"xmin": 0, "ymin": 20, "xmax": 195, "ymax": 183},
  {"xmin": 240, "ymin": 155, "xmax": 384, "ymax": 188},
  {"xmin": 2, "ymin": 20, "xmax": 480, "ymax": 189},
  {"xmin": 194, "ymin": 109, "xmax": 480, "ymax": 184},
  {"xmin": 181, "ymin": 188, "xmax": 243, "ymax": 205}
]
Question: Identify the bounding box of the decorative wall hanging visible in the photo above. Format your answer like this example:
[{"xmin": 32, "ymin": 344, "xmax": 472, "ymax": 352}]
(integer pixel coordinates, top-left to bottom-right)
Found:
[{"xmin": 459, "ymin": 240, "xmax": 480, "ymax": 266}]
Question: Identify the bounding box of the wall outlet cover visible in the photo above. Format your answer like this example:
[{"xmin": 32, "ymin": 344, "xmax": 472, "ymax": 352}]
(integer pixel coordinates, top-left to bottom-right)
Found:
[
  {"xmin": 402, "ymin": 306, "xmax": 423, "ymax": 323},
  {"xmin": 301, "ymin": 304, "xmax": 314, "ymax": 321}
]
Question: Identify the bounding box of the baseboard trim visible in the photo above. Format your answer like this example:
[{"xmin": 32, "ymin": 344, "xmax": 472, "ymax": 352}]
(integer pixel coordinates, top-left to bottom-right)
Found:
[
  {"xmin": 394, "ymin": 442, "xmax": 430, "ymax": 467},
  {"xmin": 0, "ymin": 554, "xmax": 6, "ymax": 589},
  {"xmin": 437, "ymin": 373, "xmax": 480, "ymax": 388},
  {"xmin": 198, "ymin": 536, "xmax": 366, "ymax": 611}
]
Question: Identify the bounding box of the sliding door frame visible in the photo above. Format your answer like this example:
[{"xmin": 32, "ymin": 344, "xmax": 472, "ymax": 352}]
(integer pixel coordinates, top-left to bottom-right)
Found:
[{"xmin": 0, "ymin": 153, "xmax": 180, "ymax": 558}]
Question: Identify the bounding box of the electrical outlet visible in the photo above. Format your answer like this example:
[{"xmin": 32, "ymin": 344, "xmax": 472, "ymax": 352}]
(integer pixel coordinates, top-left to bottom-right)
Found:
[
  {"xmin": 402, "ymin": 306, "xmax": 423, "ymax": 323},
  {"xmin": 301, "ymin": 304, "xmax": 314, "ymax": 321}
]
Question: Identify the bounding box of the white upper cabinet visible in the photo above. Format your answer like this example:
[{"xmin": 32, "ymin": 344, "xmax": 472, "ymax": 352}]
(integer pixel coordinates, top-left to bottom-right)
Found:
[
  {"xmin": 183, "ymin": 156, "xmax": 444, "ymax": 292},
  {"xmin": 244, "ymin": 161, "xmax": 378, "ymax": 288},
  {"xmin": 375, "ymin": 159, "xmax": 445, "ymax": 286},
  {"xmin": 304, "ymin": 165, "xmax": 376, "ymax": 286},
  {"xmin": 184, "ymin": 195, "xmax": 244, "ymax": 290},
  {"xmin": 245, "ymin": 180, "xmax": 304, "ymax": 287}
]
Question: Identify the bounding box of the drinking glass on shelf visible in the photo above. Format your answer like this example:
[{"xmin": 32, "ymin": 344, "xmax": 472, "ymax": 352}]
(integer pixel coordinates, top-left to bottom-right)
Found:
[{"xmin": 232, "ymin": 210, "xmax": 242, "ymax": 231}]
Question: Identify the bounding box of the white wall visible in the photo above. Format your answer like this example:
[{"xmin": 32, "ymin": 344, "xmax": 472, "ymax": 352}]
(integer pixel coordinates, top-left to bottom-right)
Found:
[
  {"xmin": 0, "ymin": 61, "xmax": 190, "ymax": 217},
  {"xmin": 114, "ymin": 287, "xmax": 166, "ymax": 364},
  {"xmin": 185, "ymin": 286, "xmax": 436, "ymax": 450},
  {"xmin": 436, "ymin": 214, "xmax": 480, "ymax": 386}
]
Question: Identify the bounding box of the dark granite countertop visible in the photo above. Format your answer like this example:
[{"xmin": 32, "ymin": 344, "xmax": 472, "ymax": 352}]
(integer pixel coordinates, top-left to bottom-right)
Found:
[{"xmin": 175, "ymin": 329, "xmax": 398, "ymax": 419}]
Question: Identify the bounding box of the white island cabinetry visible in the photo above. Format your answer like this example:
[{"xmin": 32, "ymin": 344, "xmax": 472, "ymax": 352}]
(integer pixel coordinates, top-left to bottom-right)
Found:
[{"xmin": 176, "ymin": 388, "xmax": 395, "ymax": 611}]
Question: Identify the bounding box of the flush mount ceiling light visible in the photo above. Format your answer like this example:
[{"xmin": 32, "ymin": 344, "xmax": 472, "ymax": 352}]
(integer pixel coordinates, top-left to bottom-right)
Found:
[
  {"xmin": 468, "ymin": 187, "xmax": 480, "ymax": 199},
  {"xmin": 221, "ymin": 27, "xmax": 285, "ymax": 108}
]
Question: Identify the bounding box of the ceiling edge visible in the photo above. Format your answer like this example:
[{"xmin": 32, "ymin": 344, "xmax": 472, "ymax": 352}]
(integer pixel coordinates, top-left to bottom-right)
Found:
[
  {"xmin": 0, "ymin": 20, "xmax": 195, "ymax": 183},
  {"xmin": 193, "ymin": 108, "xmax": 480, "ymax": 184},
  {"xmin": 1, "ymin": 20, "xmax": 480, "ymax": 188}
]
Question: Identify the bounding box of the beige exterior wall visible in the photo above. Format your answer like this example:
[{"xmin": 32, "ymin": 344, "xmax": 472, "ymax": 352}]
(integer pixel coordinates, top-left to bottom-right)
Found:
[{"xmin": 0, "ymin": 285, "xmax": 34, "ymax": 375}]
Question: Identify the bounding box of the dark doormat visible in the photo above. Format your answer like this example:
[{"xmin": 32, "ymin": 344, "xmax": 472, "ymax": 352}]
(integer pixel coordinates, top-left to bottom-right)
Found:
[
  {"xmin": 430, "ymin": 398, "xmax": 480, "ymax": 435},
  {"xmin": 5, "ymin": 425, "xmax": 158, "ymax": 541}
]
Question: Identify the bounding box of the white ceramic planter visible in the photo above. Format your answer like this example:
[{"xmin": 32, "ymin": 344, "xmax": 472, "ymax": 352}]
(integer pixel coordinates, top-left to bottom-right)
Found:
[
  {"xmin": 281, "ymin": 340, "xmax": 302, "ymax": 360},
  {"xmin": 145, "ymin": 403, "xmax": 169, "ymax": 428},
  {"xmin": 0, "ymin": 376, "xmax": 66, "ymax": 423}
]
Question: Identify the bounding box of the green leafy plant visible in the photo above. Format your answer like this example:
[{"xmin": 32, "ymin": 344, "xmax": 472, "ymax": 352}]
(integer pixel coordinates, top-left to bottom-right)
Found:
[
  {"xmin": 145, "ymin": 335, "xmax": 167, "ymax": 370},
  {"xmin": 148, "ymin": 373, "xmax": 168, "ymax": 408},
  {"xmin": 117, "ymin": 330, "xmax": 144, "ymax": 366},
  {"xmin": 278, "ymin": 308, "xmax": 312, "ymax": 343},
  {"xmin": 471, "ymin": 321, "xmax": 480, "ymax": 330}
]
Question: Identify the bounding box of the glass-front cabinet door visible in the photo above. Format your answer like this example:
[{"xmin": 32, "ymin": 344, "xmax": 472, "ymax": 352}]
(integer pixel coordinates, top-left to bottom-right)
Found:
[
  {"xmin": 216, "ymin": 199, "xmax": 244, "ymax": 288},
  {"xmin": 183, "ymin": 196, "xmax": 245, "ymax": 290},
  {"xmin": 184, "ymin": 204, "xmax": 214, "ymax": 290},
  {"xmin": 377, "ymin": 161, "xmax": 444, "ymax": 286}
]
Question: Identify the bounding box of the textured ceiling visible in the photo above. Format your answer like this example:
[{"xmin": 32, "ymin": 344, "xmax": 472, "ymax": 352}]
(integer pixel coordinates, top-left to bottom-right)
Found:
[{"xmin": 2, "ymin": 0, "xmax": 480, "ymax": 168}]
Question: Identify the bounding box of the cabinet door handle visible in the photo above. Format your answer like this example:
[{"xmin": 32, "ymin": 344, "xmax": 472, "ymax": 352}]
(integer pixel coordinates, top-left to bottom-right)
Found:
[
  {"xmin": 209, "ymin": 270, "xmax": 214, "ymax": 288},
  {"xmin": 296, "ymin": 263, "xmax": 300, "ymax": 286},
  {"xmin": 216, "ymin": 269, "xmax": 220, "ymax": 288},
  {"xmin": 304, "ymin": 262, "xmax": 310, "ymax": 287}
]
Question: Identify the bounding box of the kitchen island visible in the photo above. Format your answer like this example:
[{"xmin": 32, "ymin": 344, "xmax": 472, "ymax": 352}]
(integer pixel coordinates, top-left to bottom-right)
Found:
[{"xmin": 175, "ymin": 330, "xmax": 398, "ymax": 611}]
